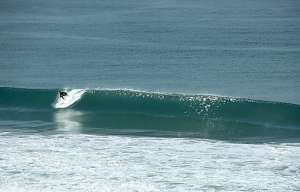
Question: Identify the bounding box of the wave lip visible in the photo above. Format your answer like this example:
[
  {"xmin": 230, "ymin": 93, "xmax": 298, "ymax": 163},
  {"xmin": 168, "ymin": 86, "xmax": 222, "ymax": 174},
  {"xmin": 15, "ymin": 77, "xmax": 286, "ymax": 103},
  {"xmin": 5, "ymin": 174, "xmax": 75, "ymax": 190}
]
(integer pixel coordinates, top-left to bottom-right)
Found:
[{"xmin": 1, "ymin": 87, "xmax": 300, "ymax": 140}]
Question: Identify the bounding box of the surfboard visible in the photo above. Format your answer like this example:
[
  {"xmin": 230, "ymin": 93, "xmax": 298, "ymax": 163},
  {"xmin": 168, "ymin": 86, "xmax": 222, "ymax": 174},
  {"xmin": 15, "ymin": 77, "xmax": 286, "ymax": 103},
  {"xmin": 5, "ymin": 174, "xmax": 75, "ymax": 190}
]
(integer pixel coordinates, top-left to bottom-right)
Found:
[{"xmin": 54, "ymin": 89, "xmax": 85, "ymax": 109}]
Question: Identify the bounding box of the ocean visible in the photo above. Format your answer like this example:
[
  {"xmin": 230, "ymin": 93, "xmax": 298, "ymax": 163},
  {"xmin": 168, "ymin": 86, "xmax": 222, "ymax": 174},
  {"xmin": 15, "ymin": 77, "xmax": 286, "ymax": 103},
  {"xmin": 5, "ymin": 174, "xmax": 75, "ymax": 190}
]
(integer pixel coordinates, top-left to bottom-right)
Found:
[{"xmin": 0, "ymin": 0, "xmax": 300, "ymax": 191}]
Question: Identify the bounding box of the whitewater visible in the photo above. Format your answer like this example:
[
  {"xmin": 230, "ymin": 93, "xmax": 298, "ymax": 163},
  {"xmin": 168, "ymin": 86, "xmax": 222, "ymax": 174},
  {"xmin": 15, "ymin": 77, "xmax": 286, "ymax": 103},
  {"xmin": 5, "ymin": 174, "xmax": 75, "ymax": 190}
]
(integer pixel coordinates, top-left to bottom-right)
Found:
[{"xmin": 1, "ymin": 134, "xmax": 300, "ymax": 191}]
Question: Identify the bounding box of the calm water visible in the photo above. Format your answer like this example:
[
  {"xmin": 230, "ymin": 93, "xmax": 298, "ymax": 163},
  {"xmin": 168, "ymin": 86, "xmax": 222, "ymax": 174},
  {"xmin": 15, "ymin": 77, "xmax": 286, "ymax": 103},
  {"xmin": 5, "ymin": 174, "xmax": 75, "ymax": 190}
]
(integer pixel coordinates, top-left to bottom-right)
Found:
[
  {"xmin": 0, "ymin": 0, "xmax": 300, "ymax": 191},
  {"xmin": 0, "ymin": 0, "xmax": 300, "ymax": 103}
]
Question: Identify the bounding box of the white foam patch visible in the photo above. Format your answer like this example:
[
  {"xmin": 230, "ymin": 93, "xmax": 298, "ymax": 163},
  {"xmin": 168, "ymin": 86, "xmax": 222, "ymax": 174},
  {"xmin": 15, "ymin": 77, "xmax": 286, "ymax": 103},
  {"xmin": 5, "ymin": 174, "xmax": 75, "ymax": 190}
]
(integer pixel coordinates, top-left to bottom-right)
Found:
[
  {"xmin": 0, "ymin": 135, "xmax": 300, "ymax": 192},
  {"xmin": 53, "ymin": 89, "xmax": 86, "ymax": 109}
]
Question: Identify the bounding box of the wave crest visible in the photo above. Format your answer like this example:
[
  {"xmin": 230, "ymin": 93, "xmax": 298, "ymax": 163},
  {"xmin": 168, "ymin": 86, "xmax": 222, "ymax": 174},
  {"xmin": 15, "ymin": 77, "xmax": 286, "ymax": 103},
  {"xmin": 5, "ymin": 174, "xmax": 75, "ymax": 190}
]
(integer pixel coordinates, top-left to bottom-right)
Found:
[{"xmin": 1, "ymin": 87, "xmax": 300, "ymax": 139}]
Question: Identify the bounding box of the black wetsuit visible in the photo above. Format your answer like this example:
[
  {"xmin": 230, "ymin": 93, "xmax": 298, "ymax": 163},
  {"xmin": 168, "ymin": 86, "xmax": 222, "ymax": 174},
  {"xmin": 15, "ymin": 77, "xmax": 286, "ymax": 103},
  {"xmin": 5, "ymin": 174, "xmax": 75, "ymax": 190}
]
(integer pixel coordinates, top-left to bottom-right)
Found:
[{"xmin": 59, "ymin": 91, "xmax": 67, "ymax": 99}]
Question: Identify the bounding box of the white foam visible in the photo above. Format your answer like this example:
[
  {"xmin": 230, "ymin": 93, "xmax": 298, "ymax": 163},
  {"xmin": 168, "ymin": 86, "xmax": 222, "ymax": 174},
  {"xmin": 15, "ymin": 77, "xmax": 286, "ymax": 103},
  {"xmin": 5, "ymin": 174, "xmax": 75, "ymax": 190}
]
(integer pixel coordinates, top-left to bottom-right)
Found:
[
  {"xmin": 0, "ymin": 135, "xmax": 299, "ymax": 192},
  {"xmin": 53, "ymin": 89, "xmax": 86, "ymax": 109}
]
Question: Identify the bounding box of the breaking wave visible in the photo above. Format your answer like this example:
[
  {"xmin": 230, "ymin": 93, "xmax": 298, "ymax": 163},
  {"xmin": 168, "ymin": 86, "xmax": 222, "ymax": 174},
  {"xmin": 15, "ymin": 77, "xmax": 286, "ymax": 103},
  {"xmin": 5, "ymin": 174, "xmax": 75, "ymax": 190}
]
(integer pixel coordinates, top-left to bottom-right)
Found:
[{"xmin": 1, "ymin": 87, "xmax": 300, "ymax": 140}]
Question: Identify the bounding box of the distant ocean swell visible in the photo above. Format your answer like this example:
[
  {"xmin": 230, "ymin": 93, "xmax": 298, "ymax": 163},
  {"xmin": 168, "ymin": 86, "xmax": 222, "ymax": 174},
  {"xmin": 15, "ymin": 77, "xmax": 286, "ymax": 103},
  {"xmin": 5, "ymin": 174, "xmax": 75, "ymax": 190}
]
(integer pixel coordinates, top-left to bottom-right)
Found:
[{"xmin": 1, "ymin": 87, "xmax": 300, "ymax": 139}]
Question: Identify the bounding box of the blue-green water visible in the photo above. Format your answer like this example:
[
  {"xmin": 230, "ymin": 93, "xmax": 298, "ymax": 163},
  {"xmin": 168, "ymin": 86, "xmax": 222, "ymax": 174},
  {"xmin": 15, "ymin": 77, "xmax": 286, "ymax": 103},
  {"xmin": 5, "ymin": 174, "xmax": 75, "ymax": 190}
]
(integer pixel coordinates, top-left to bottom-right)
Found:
[
  {"xmin": 1, "ymin": 0, "xmax": 300, "ymax": 103},
  {"xmin": 1, "ymin": 87, "xmax": 300, "ymax": 140},
  {"xmin": 0, "ymin": 0, "xmax": 300, "ymax": 191}
]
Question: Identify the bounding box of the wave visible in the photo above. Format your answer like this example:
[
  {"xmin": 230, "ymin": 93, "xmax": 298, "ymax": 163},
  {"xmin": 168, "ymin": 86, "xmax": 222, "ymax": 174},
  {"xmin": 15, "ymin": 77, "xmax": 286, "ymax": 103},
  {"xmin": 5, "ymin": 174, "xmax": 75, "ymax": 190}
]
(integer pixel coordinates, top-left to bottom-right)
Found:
[{"xmin": 1, "ymin": 87, "xmax": 300, "ymax": 140}]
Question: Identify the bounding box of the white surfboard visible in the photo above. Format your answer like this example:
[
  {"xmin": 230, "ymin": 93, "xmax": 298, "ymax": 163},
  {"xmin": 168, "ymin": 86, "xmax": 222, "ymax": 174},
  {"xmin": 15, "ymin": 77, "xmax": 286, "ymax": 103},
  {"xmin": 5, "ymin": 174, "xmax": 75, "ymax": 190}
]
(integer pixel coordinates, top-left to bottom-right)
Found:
[{"xmin": 54, "ymin": 89, "xmax": 85, "ymax": 109}]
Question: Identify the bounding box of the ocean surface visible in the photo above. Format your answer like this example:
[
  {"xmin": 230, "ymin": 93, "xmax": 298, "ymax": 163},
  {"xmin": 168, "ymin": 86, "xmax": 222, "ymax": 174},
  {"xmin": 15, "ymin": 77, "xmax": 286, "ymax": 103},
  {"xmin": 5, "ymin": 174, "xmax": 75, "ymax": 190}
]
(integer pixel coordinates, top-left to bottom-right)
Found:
[{"xmin": 0, "ymin": 0, "xmax": 300, "ymax": 191}]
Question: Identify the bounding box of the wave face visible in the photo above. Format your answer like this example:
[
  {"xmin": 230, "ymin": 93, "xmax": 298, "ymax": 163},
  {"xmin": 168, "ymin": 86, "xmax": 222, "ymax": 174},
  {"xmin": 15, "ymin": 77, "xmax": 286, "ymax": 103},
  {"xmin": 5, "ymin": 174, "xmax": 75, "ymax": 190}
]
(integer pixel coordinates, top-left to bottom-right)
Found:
[{"xmin": 1, "ymin": 87, "xmax": 300, "ymax": 141}]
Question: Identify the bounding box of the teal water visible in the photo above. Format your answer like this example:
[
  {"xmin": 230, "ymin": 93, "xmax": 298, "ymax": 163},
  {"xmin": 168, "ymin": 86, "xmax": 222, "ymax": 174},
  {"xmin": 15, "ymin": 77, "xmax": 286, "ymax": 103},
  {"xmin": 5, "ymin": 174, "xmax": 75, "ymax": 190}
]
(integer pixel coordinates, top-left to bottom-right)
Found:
[
  {"xmin": 1, "ymin": 0, "xmax": 300, "ymax": 191},
  {"xmin": 1, "ymin": 87, "xmax": 300, "ymax": 140}
]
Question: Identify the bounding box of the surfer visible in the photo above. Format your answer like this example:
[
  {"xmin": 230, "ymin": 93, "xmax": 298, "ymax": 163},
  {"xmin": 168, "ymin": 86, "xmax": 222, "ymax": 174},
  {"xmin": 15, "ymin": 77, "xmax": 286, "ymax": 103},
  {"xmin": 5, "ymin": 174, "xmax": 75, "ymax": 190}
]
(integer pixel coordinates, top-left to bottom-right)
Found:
[{"xmin": 59, "ymin": 91, "xmax": 67, "ymax": 100}]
